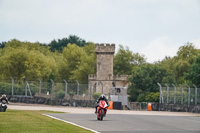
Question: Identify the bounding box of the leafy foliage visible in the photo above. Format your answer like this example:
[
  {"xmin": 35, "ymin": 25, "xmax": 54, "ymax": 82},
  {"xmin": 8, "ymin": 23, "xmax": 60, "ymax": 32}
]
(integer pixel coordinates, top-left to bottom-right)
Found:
[
  {"xmin": 128, "ymin": 63, "xmax": 175, "ymax": 102},
  {"xmin": 0, "ymin": 41, "xmax": 6, "ymax": 48},
  {"xmin": 56, "ymin": 43, "xmax": 96, "ymax": 83},
  {"xmin": 114, "ymin": 45, "xmax": 146, "ymax": 75},
  {"xmin": 144, "ymin": 92, "xmax": 159, "ymax": 102},
  {"xmin": 0, "ymin": 39, "xmax": 55, "ymax": 80},
  {"xmin": 0, "ymin": 82, "xmax": 12, "ymax": 94},
  {"xmin": 159, "ymin": 43, "xmax": 200, "ymax": 84},
  {"xmin": 0, "ymin": 82, "xmax": 37, "ymax": 96},
  {"xmin": 49, "ymin": 35, "xmax": 87, "ymax": 52},
  {"xmin": 186, "ymin": 55, "xmax": 200, "ymax": 86},
  {"xmin": 55, "ymin": 90, "xmax": 65, "ymax": 99},
  {"xmin": 0, "ymin": 39, "xmax": 95, "ymax": 83},
  {"xmin": 0, "ymin": 37, "xmax": 200, "ymax": 103},
  {"xmin": 92, "ymin": 92, "xmax": 101, "ymax": 100},
  {"xmin": 69, "ymin": 91, "xmax": 75, "ymax": 99}
]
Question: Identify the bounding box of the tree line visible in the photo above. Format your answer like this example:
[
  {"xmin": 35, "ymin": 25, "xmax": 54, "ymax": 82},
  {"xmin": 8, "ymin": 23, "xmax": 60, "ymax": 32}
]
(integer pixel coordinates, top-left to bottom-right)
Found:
[
  {"xmin": 0, "ymin": 35, "xmax": 200, "ymax": 102},
  {"xmin": 0, "ymin": 35, "xmax": 96, "ymax": 84},
  {"xmin": 116, "ymin": 43, "xmax": 200, "ymax": 102}
]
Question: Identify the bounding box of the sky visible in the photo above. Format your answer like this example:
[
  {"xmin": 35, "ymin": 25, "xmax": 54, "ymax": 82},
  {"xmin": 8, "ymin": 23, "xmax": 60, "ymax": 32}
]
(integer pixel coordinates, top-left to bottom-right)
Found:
[{"xmin": 0, "ymin": 0, "xmax": 200, "ymax": 63}]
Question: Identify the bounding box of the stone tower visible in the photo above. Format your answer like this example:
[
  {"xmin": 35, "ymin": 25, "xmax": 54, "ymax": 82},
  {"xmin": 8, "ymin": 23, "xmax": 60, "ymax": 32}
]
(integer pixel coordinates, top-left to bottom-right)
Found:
[
  {"xmin": 88, "ymin": 43, "xmax": 130, "ymax": 97},
  {"xmin": 96, "ymin": 44, "xmax": 115, "ymax": 80}
]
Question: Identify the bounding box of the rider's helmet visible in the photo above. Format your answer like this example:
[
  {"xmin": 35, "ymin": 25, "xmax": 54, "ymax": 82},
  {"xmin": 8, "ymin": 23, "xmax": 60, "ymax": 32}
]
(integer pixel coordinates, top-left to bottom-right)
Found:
[
  {"xmin": 2, "ymin": 94, "xmax": 6, "ymax": 98},
  {"xmin": 100, "ymin": 94, "xmax": 105, "ymax": 99}
]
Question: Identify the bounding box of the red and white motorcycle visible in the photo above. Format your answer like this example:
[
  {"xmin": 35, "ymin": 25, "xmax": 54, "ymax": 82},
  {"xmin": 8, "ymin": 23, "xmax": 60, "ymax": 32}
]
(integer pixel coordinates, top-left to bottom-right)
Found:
[{"xmin": 96, "ymin": 100, "xmax": 108, "ymax": 121}]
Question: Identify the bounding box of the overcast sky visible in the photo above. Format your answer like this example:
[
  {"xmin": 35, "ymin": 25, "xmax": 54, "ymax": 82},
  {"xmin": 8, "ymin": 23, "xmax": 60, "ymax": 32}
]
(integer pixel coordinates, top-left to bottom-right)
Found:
[{"xmin": 0, "ymin": 0, "xmax": 200, "ymax": 63}]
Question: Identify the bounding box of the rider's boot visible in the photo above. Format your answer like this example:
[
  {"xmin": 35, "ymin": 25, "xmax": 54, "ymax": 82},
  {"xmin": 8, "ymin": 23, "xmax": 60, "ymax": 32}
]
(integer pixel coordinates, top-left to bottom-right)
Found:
[{"xmin": 95, "ymin": 107, "xmax": 97, "ymax": 114}]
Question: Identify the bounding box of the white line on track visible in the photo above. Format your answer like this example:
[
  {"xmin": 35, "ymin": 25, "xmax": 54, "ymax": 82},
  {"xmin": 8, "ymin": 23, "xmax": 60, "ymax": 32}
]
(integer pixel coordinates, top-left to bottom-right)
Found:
[{"xmin": 43, "ymin": 114, "xmax": 100, "ymax": 133}]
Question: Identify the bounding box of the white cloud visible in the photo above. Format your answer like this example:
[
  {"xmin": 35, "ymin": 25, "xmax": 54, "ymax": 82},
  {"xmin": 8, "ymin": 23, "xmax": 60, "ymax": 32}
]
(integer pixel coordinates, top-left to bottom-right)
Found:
[
  {"xmin": 192, "ymin": 39, "xmax": 200, "ymax": 48},
  {"xmin": 139, "ymin": 37, "xmax": 179, "ymax": 63},
  {"xmin": 0, "ymin": 0, "xmax": 200, "ymax": 59}
]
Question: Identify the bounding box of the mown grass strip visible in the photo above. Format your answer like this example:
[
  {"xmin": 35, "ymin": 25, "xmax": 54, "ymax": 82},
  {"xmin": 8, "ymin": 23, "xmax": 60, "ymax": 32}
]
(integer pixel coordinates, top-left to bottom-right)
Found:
[
  {"xmin": 0, "ymin": 110, "xmax": 92, "ymax": 133},
  {"xmin": 43, "ymin": 114, "xmax": 100, "ymax": 133}
]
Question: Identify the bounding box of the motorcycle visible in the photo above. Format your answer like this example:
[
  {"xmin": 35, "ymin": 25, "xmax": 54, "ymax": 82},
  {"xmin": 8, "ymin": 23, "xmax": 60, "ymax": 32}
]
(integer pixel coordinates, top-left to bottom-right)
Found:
[
  {"xmin": 96, "ymin": 100, "xmax": 108, "ymax": 121},
  {"xmin": 0, "ymin": 100, "xmax": 7, "ymax": 112}
]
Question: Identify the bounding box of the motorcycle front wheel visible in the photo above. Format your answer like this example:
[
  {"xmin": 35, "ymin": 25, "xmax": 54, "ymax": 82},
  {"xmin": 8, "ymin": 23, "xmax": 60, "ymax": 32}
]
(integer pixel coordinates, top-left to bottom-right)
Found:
[
  {"xmin": 97, "ymin": 110, "xmax": 100, "ymax": 120},
  {"xmin": 100, "ymin": 109, "xmax": 104, "ymax": 121}
]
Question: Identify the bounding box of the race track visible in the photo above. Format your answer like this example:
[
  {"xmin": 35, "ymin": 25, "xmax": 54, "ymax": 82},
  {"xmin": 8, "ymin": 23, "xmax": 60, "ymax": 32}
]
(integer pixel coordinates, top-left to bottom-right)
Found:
[
  {"xmin": 47, "ymin": 113, "xmax": 200, "ymax": 133},
  {"xmin": 8, "ymin": 103, "xmax": 200, "ymax": 133}
]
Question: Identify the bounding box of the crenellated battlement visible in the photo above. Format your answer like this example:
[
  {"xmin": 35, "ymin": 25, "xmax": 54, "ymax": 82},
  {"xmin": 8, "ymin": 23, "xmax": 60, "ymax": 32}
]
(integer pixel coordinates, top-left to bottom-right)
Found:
[
  {"xmin": 95, "ymin": 43, "xmax": 115, "ymax": 54},
  {"xmin": 88, "ymin": 74, "xmax": 97, "ymax": 80}
]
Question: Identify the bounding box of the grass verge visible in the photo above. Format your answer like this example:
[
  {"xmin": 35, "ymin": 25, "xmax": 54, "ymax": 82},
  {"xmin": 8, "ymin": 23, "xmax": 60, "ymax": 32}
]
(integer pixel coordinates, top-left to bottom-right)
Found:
[{"xmin": 0, "ymin": 110, "xmax": 93, "ymax": 133}]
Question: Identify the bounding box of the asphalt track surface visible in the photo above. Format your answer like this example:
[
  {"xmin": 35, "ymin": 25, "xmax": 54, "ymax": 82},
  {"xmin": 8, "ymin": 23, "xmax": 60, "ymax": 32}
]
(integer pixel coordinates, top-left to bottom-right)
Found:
[
  {"xmin": 9, "ymin": 103, "xmax": 200, "ymax": 133},
  {"xmin": 47, "ymin": 113, "xmax": 200, "ymax": 133}
]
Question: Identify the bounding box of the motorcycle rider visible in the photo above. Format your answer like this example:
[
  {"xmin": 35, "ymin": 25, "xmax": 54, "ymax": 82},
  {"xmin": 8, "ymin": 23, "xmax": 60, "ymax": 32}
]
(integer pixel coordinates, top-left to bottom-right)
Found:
[
  {"xmin": 0, "ymin": 94, "xmax": 8, "ymax": 112},
  {"xmin": 0, "ymin": 94, "xmax": 8, "ymax": 104},
  {"xmin": 95, "ymin": 94, "xmax": 109, "ymax": 114}
]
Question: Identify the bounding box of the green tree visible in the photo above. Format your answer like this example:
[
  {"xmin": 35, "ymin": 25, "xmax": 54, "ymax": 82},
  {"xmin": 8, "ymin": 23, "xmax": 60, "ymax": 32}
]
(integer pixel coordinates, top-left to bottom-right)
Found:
[
  {"xmin": 144, "ymin": 92, "xmax": 159, "ymax": 102},
  {"xmin": 185, "ymin": 55, "xmax": 200, "ymax": 86},
  {"xmin": 92, "ymin": 92, "xmax": 101, "ymax": 100},
  {"xmin": 71, "ymin": 43, "xmax": 96, "ymax": 83},
  {"xmin": 67, "ymin": 35, "xmax": 87, "ymax": 47},
  {"xmin": 53, "ymin": 52, "xmax": 68, "ymax": 81},
  {"xmin": 60, "ymin": 43, "xmax": 96, "ymax": 83},
  {"xmin": 128, "ymin": 63, "xmax": 175, "ymax": 102},
  {"xmin": 62, "ymin": 43, "xmax": 86, "ymax": 80},
  {"xmin": 49, "ymin": 35, "xmax": 87, "ymax": 52},
  {"xmin": 158, "ymin": 43, "xmax": 200, "ymax": 84},
  {"xmin": 0, "ymin": 39, "xmax": 55, "ymax": 80},
  {"xmin": 0, "ymin": 41, "xmax": 6, "ymax": 48},
  {"xmin": 114, "ymin": 45, "xmax": 146, "ymax": 75},
  {"xmin": 174, "ymin": 43, "xmax": 200, "ymax": 83}
]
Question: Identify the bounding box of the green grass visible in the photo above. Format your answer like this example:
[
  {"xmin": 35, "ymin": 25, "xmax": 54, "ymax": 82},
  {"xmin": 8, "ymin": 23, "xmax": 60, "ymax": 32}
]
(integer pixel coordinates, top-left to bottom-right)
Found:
[{"xmin": 0, "ymin": 110, "xmax": 93, "ymax": 133}]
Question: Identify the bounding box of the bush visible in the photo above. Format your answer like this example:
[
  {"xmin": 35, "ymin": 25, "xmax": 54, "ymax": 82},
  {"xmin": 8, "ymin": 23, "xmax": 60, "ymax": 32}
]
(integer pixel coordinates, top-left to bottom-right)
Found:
[
  {"xmin": 0, "ymin": 82, "xmax": 12, "ymax": 95},
  {"xmin": 55, "ymin": 90, "xmax": 65, "ymax": 99},
  {"xmin": 0, "ymin": 82, "xmax": 37, "ymax": 96},
  {"xmin": 137, "ymin": 93, "xmax": 146, "ymax": 102},
  {"xmin": 29, "ymin": 83, "xmax": 37, "ymax": 96},
  {"xmin": 92, "ymin": 92, "xmax": 101, "ymax": 100},
  {"xmin": 145, "ymin": 92, "xmax": 159, "ymax": 102},
  {"xmin": 69, "ymin": 91, "xmax": 75, "ymax": 99}
]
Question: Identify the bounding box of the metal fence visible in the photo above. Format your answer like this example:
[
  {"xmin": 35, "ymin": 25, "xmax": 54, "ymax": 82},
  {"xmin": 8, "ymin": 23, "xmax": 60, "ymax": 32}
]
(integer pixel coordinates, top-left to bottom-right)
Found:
[
  {"xmin": 0, "ymin": 79, "xmax": 90, "ymax": 100},
  {"xmin": 0, "ymin": 79, "xmax": 130, "ymax": 108},
  {"xmin": 128, "ymin": 102, "xmax": 148, "ymax": 110},
  {"xmin": 158, "ymin": 83, "xmax": 200, "ymax": 105}
]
